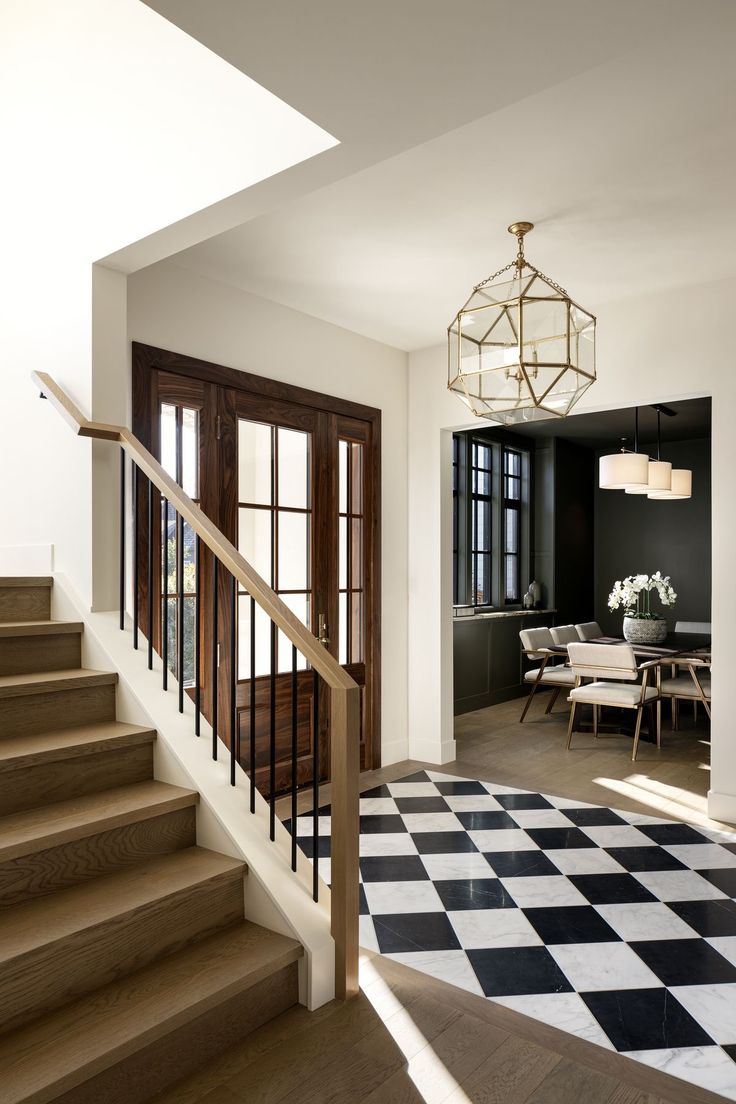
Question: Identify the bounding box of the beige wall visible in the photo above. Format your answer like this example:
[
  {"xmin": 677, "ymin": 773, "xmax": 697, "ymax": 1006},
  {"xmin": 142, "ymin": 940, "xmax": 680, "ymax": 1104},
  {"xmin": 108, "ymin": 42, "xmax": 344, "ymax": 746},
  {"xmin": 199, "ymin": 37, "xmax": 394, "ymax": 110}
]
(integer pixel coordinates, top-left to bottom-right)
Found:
[{"xmin": 127, "ymin": 261, "xmax": 410, "ymax": 765}]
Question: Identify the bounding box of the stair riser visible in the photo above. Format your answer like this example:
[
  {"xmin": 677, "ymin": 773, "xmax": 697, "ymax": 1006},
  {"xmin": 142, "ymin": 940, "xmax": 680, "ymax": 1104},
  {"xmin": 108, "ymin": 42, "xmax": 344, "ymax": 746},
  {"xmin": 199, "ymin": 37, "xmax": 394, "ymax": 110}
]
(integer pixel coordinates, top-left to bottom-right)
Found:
[
  {"xmin": 0, "ymin": 589, "xmax": 50, "ymax": 624},
  {"xmin": 0, "ymin": 870, "xmax": 246, "ymax": 1036},
  {"xmin": 0, "ymin": 685, "xmax": 116, "ymax": 738},
  {"xmin": 0, "ymin": 743, "xmax": 153, "ymax": 817},
  {"xmin": 0, "ymin": 634, "xmax": 81, "ymax": 677},
  {"xmin": 50, "ymin": 963, "xmax": 299, "ymax": 1104},
  {"xmin": 0, "ymin": 808, "xmax": 196, "ymax": 909}
]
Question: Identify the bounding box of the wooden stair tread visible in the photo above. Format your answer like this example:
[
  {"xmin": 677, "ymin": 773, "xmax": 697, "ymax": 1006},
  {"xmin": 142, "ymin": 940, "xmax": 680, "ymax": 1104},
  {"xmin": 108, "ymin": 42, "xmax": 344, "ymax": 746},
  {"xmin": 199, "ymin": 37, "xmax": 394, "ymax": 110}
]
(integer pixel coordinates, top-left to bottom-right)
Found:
[
  {"xmin": 0, "ymin": 781, "xmax": 198, "ymax": 862},
  {"xmin": 0, "ymin": 922, "xmax": 302, "ymax": 1104},
  {"xmin": 0, "ymin": 669, "xmax": 117, "ymax": 700},
  {"xmin": 0, "ymin": 846, "xmax": 245, "ymax": 963},
  {"xmin": 0, "ymin": 578, "xmax": 53, "ymax": 589},
  {"xmin": 0, "ymin": 621, "xmax": 83, "ymax": 639},
  {"xmin": 0, "ymin": 722, "xmax": 155, "ymax": 771}
]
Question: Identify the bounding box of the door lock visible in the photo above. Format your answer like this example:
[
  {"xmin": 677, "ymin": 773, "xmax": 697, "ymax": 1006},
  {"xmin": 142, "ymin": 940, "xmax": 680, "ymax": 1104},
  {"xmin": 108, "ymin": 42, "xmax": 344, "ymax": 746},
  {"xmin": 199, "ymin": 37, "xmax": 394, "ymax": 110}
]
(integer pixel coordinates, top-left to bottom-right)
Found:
[{"xmin": 318, "ymin": 613, "xmax": 330, "ymax": 647}]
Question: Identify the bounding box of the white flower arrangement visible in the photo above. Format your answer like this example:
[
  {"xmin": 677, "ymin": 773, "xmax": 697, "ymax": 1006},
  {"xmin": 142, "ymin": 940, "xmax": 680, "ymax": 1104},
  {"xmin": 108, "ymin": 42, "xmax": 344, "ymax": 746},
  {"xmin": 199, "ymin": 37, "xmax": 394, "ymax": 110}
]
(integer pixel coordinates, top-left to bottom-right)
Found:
[{"xmin": 608, "ymin": 572, "xmax": 677, "ymax": 620}]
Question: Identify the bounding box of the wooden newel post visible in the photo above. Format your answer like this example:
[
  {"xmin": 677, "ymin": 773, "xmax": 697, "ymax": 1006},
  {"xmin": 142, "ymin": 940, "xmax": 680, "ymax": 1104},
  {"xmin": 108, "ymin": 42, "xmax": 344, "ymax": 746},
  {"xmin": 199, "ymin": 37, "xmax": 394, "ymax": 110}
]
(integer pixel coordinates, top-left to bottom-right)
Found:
[{"xmin": 329, "ymin": 683, "xmax": 361, "ymax": 999}]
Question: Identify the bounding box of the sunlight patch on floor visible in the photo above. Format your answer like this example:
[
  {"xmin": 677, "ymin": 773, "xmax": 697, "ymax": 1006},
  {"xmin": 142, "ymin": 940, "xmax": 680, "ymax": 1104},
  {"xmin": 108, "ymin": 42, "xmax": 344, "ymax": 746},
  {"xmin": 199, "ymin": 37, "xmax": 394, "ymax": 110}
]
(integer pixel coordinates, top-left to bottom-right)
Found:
[{"xmin": 592, "ymin": 774, "xmax": 727, "ymax": 830}]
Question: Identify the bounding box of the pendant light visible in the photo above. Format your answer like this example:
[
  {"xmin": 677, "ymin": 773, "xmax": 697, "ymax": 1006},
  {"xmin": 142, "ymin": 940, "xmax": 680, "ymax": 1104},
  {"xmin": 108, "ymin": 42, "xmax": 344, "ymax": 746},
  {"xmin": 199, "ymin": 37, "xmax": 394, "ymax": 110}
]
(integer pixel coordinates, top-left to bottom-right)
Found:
[
  {"xmin": 626, "ymin": 408, "xmax": 672, "ymax": 495},
  {"xmin": 599, "ymin": 408, "xmax": 649, "ymax": 490},
  {"xmin": 648, "ymin": 468, "xmax": 692, "ymax": 500}
]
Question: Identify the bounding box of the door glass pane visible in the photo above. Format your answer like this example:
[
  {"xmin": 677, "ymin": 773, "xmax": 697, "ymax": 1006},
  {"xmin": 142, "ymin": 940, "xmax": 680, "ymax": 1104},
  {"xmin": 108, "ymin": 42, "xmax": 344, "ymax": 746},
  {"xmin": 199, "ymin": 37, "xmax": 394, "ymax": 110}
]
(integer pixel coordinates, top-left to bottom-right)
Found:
[
  {"xmin": 277, "ymin": 511, "xmax": 310, "ymax": 591},
  {"xmin": 350, "ymin": 443, "xmax": 363, "ymax": 514},
  {"xmin": 278, "ymin": 593, "xmax": 310, "ymax": 672},
  {"xmin": 351, "ymin": 591, "xmax": 363, "ymax": 662},
  {"xmin": 338, "ymin": 437, "xmax": 365, "ymax": 667},
  {"xmin": 161, "ymin": 403, "xmax": 177, "ymax": 478},
  {"xmin": 239, "ymin": 420, "xmax": 272, "ymax": 505},
  {"xmin": 238, "ymin": 596, "xmax": 272, "ymax": 680},
  {"xmin": 338, "ymin": 591, "xmax": 348, "ymax": 664},
  {"xmin": 339, "ymin": 516, "xmax": 347, "ymax": 590},
  {"xmin": 182, "ymin": 407, "xmax": 198, "ymax": 498},
  {"xmin": 338, "ymin": 440, "xmax": 348, "ymax": 514},
  {"xmin": 238, "ymin": 508, "xmax": 273, "ymax": 584},
  {"xmin": 277, "ymin": 427, "xmax": 309, "ymax": 509}
]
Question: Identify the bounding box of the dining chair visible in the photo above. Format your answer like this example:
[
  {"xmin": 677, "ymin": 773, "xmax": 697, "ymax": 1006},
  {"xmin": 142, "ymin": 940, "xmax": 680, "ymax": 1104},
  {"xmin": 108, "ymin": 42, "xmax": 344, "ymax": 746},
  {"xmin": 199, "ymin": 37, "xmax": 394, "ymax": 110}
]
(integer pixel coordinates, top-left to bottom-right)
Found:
[
  {"xmin": 550, "ymin": 625, "xmax": 579, "ymax": 646},
  {"xmin": 518, "ymin": 627, "xmax": 576, "ymax": 722},
  {"xmin": 566, "ymin": 642, "xmax": 660, "ymax": 761},
  {"xmin": 575, "ymin": 621, "xmax": 603, "ymax": 641},
  {"xmin": 660, "ymin": 656, "xmax": 711, "ymax": 728},
  {"xmin": 674, "ymin": 621, "xmax": 711, "ymax": 634}
]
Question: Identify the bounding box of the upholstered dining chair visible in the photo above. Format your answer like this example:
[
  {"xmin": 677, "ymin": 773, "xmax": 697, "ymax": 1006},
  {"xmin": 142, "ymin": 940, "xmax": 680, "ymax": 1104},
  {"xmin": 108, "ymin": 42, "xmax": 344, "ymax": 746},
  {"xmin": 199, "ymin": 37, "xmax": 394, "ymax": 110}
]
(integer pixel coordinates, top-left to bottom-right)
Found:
[
  {"xmin": 674, "ymin": 621, "xmax": 711, "ymax": 634},
  {"xmin": 660, "ymin": 656, "xmax": 711, "ymax": 728},
  {"xmin": 575, "ymin": 621, "xmax": 603, "ymax": 641},
  {"xmin": 566, "ymin": 642, "xmax": 660, "ymax": 761},
  {"xmin": 518, "ymin": 627, "xmax": 576, "ymax": 722},
  {"xmin": 550, "ymin": 625, "xmax": 579, "ymax": 646}
]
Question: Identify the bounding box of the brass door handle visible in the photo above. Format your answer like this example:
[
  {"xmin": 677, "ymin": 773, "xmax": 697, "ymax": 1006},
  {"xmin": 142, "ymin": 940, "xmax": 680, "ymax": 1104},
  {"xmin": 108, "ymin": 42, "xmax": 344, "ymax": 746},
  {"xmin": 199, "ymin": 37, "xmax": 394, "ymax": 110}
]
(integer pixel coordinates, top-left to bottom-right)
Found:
[{"xmin": 318, "ymin": 613, "xmax": 330, "ymax": 647}]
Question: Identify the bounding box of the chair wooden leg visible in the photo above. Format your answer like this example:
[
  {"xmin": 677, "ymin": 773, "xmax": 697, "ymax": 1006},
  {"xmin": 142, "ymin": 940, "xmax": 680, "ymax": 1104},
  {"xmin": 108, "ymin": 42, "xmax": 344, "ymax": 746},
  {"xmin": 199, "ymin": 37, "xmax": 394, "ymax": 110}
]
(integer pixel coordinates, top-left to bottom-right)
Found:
[
  {"xmin": 593, "ymin": 704, "xmax": 598, "ymax": 738},
  {"xmin": 519, "ymin": 682, "xmax": 541, "ymax": 723},
  {"xmin": 632, "ymin": 707, "xmax": 644, "ymax": 761},
  {"xmin": 693, "ymin": 700, "xmax": 698, "ymax": 722},
  {"xmin": 566, "ymin": 701, "xmax": 578, "ymax": 750},
  {"xmin": 545, "ymin": 688, "xmax": 560, "ymax": 715},
  {"xmin": 656, "ymin": 700, "xmax": 662, "ymax": 749},
  {"xmin": 672, "ymin": 697, "xmax": 679, "ymax": 731}
]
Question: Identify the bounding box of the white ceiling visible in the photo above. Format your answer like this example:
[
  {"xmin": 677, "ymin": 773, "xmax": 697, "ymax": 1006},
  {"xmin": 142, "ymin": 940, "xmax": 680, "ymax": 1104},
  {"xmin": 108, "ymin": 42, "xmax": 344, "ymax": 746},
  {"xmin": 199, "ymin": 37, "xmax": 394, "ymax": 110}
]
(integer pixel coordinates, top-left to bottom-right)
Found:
[{"xmin": 147, "ymin": 0, "xmax": 736, "ymax": 351}]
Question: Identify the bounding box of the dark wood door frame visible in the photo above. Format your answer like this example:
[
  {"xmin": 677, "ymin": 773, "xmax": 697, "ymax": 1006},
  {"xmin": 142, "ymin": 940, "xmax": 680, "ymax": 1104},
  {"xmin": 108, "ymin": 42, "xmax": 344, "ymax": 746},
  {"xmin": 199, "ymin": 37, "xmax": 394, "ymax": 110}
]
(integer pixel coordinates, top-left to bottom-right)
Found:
[{"xmin": 132, "ymin": 341, "xmax": 382, "ymax": 771}]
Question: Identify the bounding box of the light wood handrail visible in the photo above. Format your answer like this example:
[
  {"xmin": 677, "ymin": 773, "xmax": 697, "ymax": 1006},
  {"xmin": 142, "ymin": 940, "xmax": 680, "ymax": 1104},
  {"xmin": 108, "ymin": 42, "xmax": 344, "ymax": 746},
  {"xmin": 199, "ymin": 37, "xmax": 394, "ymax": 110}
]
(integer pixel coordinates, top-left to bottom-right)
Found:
[{"xmin": 33, "ymin": 370, "xmax": 360, "ymax": 997}]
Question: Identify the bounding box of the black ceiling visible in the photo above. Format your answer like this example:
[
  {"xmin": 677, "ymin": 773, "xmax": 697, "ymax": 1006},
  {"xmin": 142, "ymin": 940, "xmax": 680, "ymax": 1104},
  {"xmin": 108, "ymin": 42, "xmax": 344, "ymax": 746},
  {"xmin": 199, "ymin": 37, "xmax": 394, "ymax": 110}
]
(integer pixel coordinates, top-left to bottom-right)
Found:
[{"xmin": 507, "ymin": 397, "xmax": 711, "ymax": 450}]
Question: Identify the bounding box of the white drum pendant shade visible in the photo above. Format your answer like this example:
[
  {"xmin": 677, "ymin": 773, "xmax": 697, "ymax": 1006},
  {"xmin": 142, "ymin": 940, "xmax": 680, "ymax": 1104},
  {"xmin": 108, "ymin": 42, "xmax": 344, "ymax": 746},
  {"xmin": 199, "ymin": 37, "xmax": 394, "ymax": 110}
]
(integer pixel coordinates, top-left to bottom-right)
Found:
[
  {"xmin": 625, "ymin": 460, "xmax": 672, "ymax": 495},
  {"xmin": 648, "ymin": 468, "xmax": 692, "ymax": 500},
  {"xmin": 599, "ymin": 451, "xmax": 649, "ymax": 490}
]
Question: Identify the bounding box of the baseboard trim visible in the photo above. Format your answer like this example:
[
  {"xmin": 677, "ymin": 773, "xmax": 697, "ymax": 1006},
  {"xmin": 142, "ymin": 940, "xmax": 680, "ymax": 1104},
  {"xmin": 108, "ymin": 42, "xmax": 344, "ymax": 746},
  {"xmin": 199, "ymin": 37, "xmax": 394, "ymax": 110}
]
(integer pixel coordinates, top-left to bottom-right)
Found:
[
  {"xmin": 707, "ymin": 789, "xmax": 736, "ymax": 827},
  {"xmin": 379, "ymin": 738, "xmax": 410, "ymax": 767},
  {"xmin": 408, "ymin": 738, "xmax": 457, "ymax": 766}
]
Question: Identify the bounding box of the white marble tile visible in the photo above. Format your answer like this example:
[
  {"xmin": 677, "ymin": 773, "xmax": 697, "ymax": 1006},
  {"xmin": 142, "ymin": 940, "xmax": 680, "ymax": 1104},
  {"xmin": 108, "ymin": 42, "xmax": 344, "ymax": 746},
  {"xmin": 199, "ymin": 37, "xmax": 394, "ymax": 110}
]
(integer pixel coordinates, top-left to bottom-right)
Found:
[
  {"xmin": 670, "ymin": 984, "xmax": 736, "ymax": 1045},
  {"xmin": 363, "ymin": 880, "xmax": 445, "ymax": 916},
  {"xmin": 359, "ymin": 915, "xmax": 379, "ymax": 952},
  {"xmin": 400, "ymin": 812, "xmax": 464, "ymax": 834},
  {"xmin": 542, "ymin": 795, "xmax": 599, "ymax": 810},
  {"xmin": 426, "ymin": 770, "xmax": 474, "ymax": 783},
  {"xmin": 443, "ymin": 795, "xmax": 505, "ymax": 813},
  {"xmin": 448, "ymin": 908, "xmax": 542, "ymax": 950},
  {"xmin": 624, "ymin": 1047, "xmax": 736, "ymax": 1103},
  {"xmin": 481, "ymin": 781, "xmax": 535, "ymax": 796},
  {"xmin": 385, "ymin": 949, "xmax": 485, "ymax": 997},
  {"xmin": 492, "ymin": 992, "xmax": 614, "ymax": 1050},
  {"xmin": 467, "ymin": 829, "xmax": 539, "ymax": 853},
  {"xmin": 317, "ymin": 858, "xmax": 331, "ymax": 885},
  {"xmin": 359, "ymin": 833, "xmax": 419, "ymax": 857},
  {"xmin": 665, "ymin": 843, "xmax": 736, "ymax": 870},
  {"xmin": 633, "ymin": 869, "xmax": 728, "ymax": 902},
  {"xmin": 700, "ymin": 827, "xmax": 736, "ymax": 845},
  {"xmin": 498, "ymin": 875, "xmax": 588, "ymax": 909},
  {"xmin": 295, "ymin": 815, "xmax": 331, "ymax": 836},
  {"xmin": 549, "ymin": 941, "xmax": 662, "ymax": 992},
  {"xmin": 707, "ymin": 937, "xmax": 736, "ymax": 968},
  {"xmin": 420, "ymin": 852, "xmax": 495, "ymax": 881},
  {"xmin": 387, "ymin": 782, "xmax": 440, "ymax": 798},
  {"xmin": 507, "ymin": 809, "xmax": 574, "ymax": 829},
  {"xmin": 615, "ymin": 809, "xmax": 676, "ymax": 826},
  {"xmin": 594, "ymin": 902, "xmax": 700, "ymax": 942},
  {"xmin": 580, "ymin": 824, "xmax": 656, "ymax": 848},
  {"xmin": 360, "ymin": 797, "xmax": 399, "ymax": 816},
  {"xmin": 548, "ymin": 849, "xmax": 627, "ymax": 876}
]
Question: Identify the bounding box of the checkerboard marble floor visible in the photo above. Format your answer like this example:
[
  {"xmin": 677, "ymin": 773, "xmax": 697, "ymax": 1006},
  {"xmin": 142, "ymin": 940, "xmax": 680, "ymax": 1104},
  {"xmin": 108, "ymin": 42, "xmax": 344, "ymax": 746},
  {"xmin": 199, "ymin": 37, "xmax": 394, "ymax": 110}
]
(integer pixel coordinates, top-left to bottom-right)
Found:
[{"xmin": 287, "ymin": 770, "xmax": 736, "ymax": 1102}]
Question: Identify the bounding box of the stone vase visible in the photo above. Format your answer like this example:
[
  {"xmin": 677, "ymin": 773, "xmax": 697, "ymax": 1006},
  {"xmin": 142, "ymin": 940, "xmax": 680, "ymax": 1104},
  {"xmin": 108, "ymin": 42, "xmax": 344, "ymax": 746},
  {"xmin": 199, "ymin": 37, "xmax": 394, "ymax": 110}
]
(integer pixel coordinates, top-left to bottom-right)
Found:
[{"xmin": 623, "ymin": 615, "xmax": 667, "ymax": 645}]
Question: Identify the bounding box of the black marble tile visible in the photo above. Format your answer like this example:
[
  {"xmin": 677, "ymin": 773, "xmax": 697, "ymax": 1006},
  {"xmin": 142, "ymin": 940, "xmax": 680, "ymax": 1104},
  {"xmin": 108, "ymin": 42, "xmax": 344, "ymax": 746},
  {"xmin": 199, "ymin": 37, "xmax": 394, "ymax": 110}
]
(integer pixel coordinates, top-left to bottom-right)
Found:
[
  {"xmin": 359, "ymin": 884, "xmax": 369, "ymax": 916},
  {"xmin": 360, "ymin": 855, "xmax": 429, "ymax": 882},
  {"xmin": 526, "ymin": 827, "xmax": 598, "ymax": 851},
  {"xmin": 631, "ymin": 938, "xmax": 736, "ymax": 986},
  {"xmin": 296, "ymin": 836, "xmax": 332, "ymax": 859},
  {"xmin": 606, "ymin": 847, "xmax": 687, "ymax": 873},
  {"xmin": 455, "ymin": 810, "xmax": 518, "ymax": 831},
  {"xmin": 569, "ymin": 873, "xmax": 658, "ymax": 905},
  {"xmin": 435, "ymin": 781, "xmax": 489, "ymax": 796},
  {"xmin": 582, "ymin": 988, "xmax": 715, "ymax": 1052},
  {"xmin": 698, "ymin": 868, "xmax": 736, "ymax": 897},
  {"xmin": 434, "ymin": 878, "xmax": 517, "ymax": 911},
  {"xmin": 467, "ymin": 946, "xmax": 574, "ymax": 997},
  {"xmin": 637, "ymin": 823, "xmax": 710, "ymax": 846},
  {"xmin": 562, "ymin": 808, "xmax": 628, "ymax": 827},
  {"xmin": 524, "ymin": 905, "xmax": 622, "ymax": 945},
  {"xmin": 393, "ymin": 771, "xmax": 432, "ymax": 784},
  {"xmin": 483, "ymin": 850, "xmax": 560, "ymax": 879},
  {"xmin": 394, "ymin": 796, "xmax": 451, "ymax": 813},
  {"xmin": 723, "ymin": 1045, "xmax": 736, "ymax": 1064},
  {"xmin": 668, "ymin": 898, "xmax": 736, "ymax": 937},
  {"xmin": 360, "ymin": 784, "xmax": 393, "ymax": 799},
  {"xmin": 411, "ymin": 832, "xmax": 478, "ymax": 855},
  {"xmin": 494, "ymin": 793, "xmax": 554, "ymax": 811},
  {"xmin": 372, "ymin": 912, "xmax": 461, "ymax": 954},
  {"xmin": 359, "ymin": 814, "xmax": 406, "ymax": 834}
]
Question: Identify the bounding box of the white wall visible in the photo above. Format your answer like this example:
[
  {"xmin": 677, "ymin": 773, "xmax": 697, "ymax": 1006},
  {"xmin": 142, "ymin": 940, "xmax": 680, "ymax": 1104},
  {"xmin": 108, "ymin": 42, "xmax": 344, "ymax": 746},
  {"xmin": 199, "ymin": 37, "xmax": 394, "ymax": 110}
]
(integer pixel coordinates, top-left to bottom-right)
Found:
[
  {"xmin": 408, "ymin": 276, "xmax": 733, "ymax": 819},
  {"xmin": 127, "ymin": 261, "xmax": 409, "ymax": 765}
]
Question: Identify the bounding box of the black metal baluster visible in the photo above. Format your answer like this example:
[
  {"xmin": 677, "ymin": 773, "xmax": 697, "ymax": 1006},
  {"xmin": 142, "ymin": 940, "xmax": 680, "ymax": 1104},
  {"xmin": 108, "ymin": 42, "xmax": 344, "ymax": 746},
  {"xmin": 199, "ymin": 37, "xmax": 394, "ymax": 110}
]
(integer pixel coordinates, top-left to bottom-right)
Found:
[
  {"xmin": 312, "ymin": 670, "xmax": 320, "ymax": 902},
  {"xmin": 291, "ymin": 644, "xmax": 298, "ymax": 872},
  {"xmin": 212, "ymin": 557, "xmax": 218, "ymax": 761},
  {"xmin": 249, "ymin": 595, "xmax": 256, "ymax": 813},
  {"xmin": 147, "ymin": 479, "xmax": 153, "ymax": 671},
  {"xmin": 133, "ymin": 461, "xmax": 139, "ymax": 650},
  {"xmin": 119, "ymin": 448, "xmax": 125, "ymax": 631},
  {"xmin": 194, "ymin": 536, "xmax": 201, "ymax": 736},
  {"xmin": 177, "ymin": 510, "xmax": 184, "ymax": 712},
  {"xmin": 269, "ymin": 620, "xmax": 276, "ymax": 841},
  {"xmin": 230, "ymin": 573, "xmax": 237, "ymax": 786},
  {"xmin": 162, "ymin": 498, "xmax": 168, "ymax": 691}
]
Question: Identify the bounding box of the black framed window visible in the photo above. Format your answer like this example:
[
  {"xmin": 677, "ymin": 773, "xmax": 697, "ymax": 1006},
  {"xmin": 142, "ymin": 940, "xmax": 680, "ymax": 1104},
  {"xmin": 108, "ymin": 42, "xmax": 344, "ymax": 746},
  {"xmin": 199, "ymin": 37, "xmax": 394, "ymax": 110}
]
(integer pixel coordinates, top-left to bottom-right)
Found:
[
  {"xmin": 471, "ymin": 441, "xmax": 493, "ymax": 606},
  {"xmin": 503, "ymin": 448, "xmax": 522, "ymax": 603}
]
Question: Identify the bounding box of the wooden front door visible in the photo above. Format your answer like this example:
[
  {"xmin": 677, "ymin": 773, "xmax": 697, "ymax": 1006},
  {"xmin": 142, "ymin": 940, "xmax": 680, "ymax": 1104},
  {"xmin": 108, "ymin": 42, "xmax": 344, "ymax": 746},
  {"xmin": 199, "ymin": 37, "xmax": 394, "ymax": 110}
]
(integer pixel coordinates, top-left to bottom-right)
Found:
[{"xmin": 133, "ymin": 343, "xmax": 380, "ymax": 795}]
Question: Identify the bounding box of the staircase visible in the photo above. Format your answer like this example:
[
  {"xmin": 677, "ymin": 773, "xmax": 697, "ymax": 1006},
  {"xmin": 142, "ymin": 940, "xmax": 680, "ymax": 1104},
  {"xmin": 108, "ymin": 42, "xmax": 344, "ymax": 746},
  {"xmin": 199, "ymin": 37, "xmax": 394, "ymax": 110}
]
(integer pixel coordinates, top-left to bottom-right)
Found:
[{"xmin": 0, "ymin": 576, "xmax": 303, "ymax": 1104}]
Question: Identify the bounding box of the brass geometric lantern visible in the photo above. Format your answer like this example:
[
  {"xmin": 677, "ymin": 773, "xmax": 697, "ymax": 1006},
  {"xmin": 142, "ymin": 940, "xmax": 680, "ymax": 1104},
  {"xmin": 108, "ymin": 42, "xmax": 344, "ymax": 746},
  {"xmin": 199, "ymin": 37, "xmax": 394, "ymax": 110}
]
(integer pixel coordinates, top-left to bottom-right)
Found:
[{"xmin": 448, "ymin": 222, "xmax": 596, "ymax": 426}]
